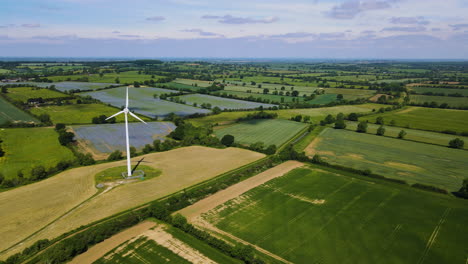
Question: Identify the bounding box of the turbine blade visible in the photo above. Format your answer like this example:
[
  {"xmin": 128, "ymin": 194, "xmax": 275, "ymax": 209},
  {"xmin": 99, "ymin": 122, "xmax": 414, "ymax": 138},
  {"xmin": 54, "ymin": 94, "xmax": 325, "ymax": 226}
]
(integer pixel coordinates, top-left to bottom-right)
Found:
[
  {"xmin": 129, "ymin": 111, "xmax": 147, "ymax": 124},
  {"xmin": 105, "ymin": 110, "xmax": 124, "ymax": 120},
  {"xmin": 126, "ymin": 86, "xmax": 129, "ymax": 108}
]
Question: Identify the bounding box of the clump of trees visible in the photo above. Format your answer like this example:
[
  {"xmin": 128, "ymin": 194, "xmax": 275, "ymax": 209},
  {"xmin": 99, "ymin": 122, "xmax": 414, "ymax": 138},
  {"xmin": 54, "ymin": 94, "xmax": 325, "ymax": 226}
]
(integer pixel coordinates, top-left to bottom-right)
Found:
[
  {"xmin": 377, "ymin": 126, "xmax": 385, "ymax": 136},
  {"xmin": 237, "ymin": 111, "xmax": 277, "ymax": 122},
  {"xmin": 107, "ymin": 150, "xmax": 123, "ymax": 161},
  {"xmin": 448, "ymin": 138, "xmax": 464, "ymax": 149},
  {"xmin": 221, "ymin": 134, "xmax": 235, "ymax": 147},
  {"xmin": 92, "ymin": 114, "xmax": 116, "ymax": 124},
  {"xmin": 356, "ymin": 121, "xmax": 368, "ymax": 133}
]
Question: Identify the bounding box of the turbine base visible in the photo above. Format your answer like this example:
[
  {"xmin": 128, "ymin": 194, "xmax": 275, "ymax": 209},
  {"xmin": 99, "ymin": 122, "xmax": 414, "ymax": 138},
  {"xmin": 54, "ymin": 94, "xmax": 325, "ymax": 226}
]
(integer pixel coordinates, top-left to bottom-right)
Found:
[{"xmin": 121, "ymin": 170, "xmax": 145, "ymax": 180}]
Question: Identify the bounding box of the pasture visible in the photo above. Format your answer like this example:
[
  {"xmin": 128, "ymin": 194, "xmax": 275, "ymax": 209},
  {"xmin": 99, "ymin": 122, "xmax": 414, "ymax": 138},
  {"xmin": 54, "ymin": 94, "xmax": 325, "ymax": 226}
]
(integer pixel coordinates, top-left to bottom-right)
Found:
[
  {"xmin": 189, "ymin": 104, "xmax": 379, "ymax": 126},
  {"xmin": 72, "ymin": 122, "xmax": 176, "ymax": 154},
  {"xmin": 48, "ymin": 71, "xmax": 161, "ymax": 83},
  {"xmin": 306, "ymin": 128, "xmax": 468, "ymax": 191},
  {"xmin": 0, "ymin": 96, "xmax": 38, "ymax": 124},
  {"xmin": 345, "ymin": 121, "xmax": 468, "ymax": 149},
  {"xmin": 0, "ymin": 127, "xmax": 75, "ymax": 180},
  {"xmin": 29, "ymin": 104, "xmax": 135, "ymax": 124},
  {"xmin": 52, "ymin": 82, "xmax": 120, "ymax": 92},
  {"xmin": 0, "ymin": 146, "xmax": 265, "ymax": 258},
  {"xmin": 198, "ymin": 166, "xmax": 468, "ymax": 264},
  {"xmin": 91, "ymin": 222, "xmax": 240, "ymax": 264},
  {"xmin": 411, "ymin": 86, "xmax": 468, "ymax": 96},
  {"xmin": 4, "ymin": 87, "xmax": 68, "ymax": 103},
  {"xmin": 81, "ymin": 87, "xmax": 210, "ymax": 117},
  {"xmin": 409, "ymin": 95, "xmax": 468, "ymax": 108},
  {"xmin": 173, "ymin": 78, "xmax": 213, "ymax": 87},
  {"xmin": 175, "ymin": 94, "xmax": 276, "ymax": 109},
  {"xmin": 360, "ymin": 106, "xmax": 468, "ymax": 133},
  {"xmin": 214, "ymin": 119, "xmax": 307, "ymax": 147}
]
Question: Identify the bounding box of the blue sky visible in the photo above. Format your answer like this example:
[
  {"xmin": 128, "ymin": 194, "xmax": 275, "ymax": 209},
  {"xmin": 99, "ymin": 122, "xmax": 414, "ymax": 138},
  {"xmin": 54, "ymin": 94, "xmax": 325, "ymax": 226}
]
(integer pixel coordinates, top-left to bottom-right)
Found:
[{"xmin": 1, "ymin": 0, "xmax": 468, "ymax": 58}]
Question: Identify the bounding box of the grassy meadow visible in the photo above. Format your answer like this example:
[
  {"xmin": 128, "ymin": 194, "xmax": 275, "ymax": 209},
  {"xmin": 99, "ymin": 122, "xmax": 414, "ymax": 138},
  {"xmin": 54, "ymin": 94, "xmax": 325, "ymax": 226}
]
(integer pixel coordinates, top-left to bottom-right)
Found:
[
  {"xmin": 307, "ymin": 128, "xmax": 468, "ymax": 191},
  {"xmin": 175, "ymin": 93, "xmax": 276, "ymax": 109},
  {"xmin": 48, "ymin": 71, "xmax": 162, "ymax": 84},
  {"xmin": 0, "ymin": 127, "xmax": 75, "ymax": 180},
  {"xmin": 345, "ymin": 121, "xmax": 468, "ymax": 149},
  {"xmin": 360, "ymin": 106, "xmax": 468, "ymax": 133},
  {"xmin": 29, "ymin": 104, "xmax": 133, "ymax": 124},
  {"xmin": 202, "ymin": 167, "xmax": 468, "ymax": 264},
  {"xmin": 409, "ymin": 95, "xmax": 468, "ymax": 108},
  {"xmin": 214, "ymin": 119, "xmax": 308, "ymax": 146},
  {"xmin": 0, "ymin": 96, "xmax": 38, "ymax": 124},
  {"xmin": 4, "ymin": 87, "xmax": 68, "ymax": 103}
]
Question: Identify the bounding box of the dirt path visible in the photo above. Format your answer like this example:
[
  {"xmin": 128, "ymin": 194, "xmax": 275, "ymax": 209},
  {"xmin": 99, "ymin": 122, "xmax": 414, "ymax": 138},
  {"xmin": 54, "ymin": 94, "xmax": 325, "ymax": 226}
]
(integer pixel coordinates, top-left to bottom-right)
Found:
[
  {"xmin": 179, "ymin": 160, "xmax": 304, "ymax": 221},
  {"xmin": 69, "ymin": 221, "xmax": 156, "ymax": 264}
]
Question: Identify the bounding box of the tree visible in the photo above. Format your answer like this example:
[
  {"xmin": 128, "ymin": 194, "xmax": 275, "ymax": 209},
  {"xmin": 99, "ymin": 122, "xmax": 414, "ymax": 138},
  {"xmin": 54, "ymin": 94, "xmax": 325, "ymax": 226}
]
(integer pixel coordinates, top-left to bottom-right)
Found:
[
  {"xmin": 221, "ymin": 134, "xmax": 235, "ymax": 147},
  {"xmin": 398, "ymin": 130, "xmax": 407, "ymax": 139},
  {"xmin": 377, "ymin": 125, "xmax": 385, "ymax": 136},
  {"xmin": 212, "ymin": 106, "xmax": 222, "ymax": 114},
  {"xmin": 376, "ymin": 116, "xmax": 384, "ymax": 125},
  {"xmin": 142, "ymin": 144, "xmax": 153, "ymax": 154},
  {"xmin": 449, "ymin": 138, "xmax": 464, "ymax": 149},
  {"xmin": 348, "ymin": 113, "xmax": 358, "ymax": 121},
  {"xmin": 55, "ymin": 123, "xmax": 66, "ymax": 131},
  {"xmin": 356, "ymin": 121, "xmax": 368, "ymax": 133},
  {"xmin": 38, "ymin": 114, "xmax": 51, "ymax": 124},
  {"xmin": 58, "ymin": 131, "xmax": 75, "ymax": 145},
  {"xmin": 334, "ymin": 119, "xmax": 346, "ymax": 129},
  {"xmin": 265, "ymin": 144, "xmax": 277, "ymax": 155},
  {"xmin": 129, "ymin": 146, "xmax": 137, "ymax": 156},
  {"xmin": 172, "ymin": 213, "xmax": 188, "ymax": 229},
  {"xmin": 0, "ymin": 145, "xmax": 4, "ymax": 157},
  {"xmin": 459, "ymin": 178, "xmax": 468, "ymax": 198},
  {"xmin": 263, "ymin": 88, "xmax": 269, "ymax": 94},
  {"xmin": 291, "ymin": 90, "xmax": 299, "ymax": 97},
  {"xmin": 336, "ymin": 112, "xmax": 345, "ymax": 120},
  {"xmin": 1, "ymin": 86, "xmax": 7, "ymax": 93},
  {"xmin": 107, "ymin": 150, "xmax": 123, "ymax": 161},
  {"xmin": 337, "ymin": 94, "xmax": 343, "ymax": 100},
  {"xmin": 115, "ymin": 77, "xmax": 120, "ymax": 84},
  {"xmin": 31, "ymin": 165, "xmax": 47, "ymax": 180}
]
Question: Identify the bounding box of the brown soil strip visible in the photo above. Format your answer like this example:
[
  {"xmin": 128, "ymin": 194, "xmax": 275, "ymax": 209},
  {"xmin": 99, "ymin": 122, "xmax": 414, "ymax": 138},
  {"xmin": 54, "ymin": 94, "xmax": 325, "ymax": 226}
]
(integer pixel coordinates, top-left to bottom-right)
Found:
[
  {"xmin": 178, "ymin": 160, "xmax": 304, "ymax": 221},
  {"xmin": 69, "ymin": 221, "xmax": 156, "ymax": 264}
]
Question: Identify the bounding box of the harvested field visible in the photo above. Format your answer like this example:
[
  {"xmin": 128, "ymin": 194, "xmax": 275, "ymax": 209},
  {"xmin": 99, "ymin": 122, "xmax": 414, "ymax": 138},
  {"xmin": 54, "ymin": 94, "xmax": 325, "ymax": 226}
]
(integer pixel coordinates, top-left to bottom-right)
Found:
[
  {"xmin": 188, "ymin": 166, "xmax": 468, "ymax": 264},
  {"xmin": 0, "ymin": 146, "xmax": 264, "ymax": 258}
]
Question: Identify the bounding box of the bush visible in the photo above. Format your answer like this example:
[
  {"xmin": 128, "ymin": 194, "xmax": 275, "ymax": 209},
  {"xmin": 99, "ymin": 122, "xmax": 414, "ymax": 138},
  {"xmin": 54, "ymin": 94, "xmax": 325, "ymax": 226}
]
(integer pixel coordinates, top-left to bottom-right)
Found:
[
  {"xmin": 107, "ymin": 150, "xmax": 123, "ymax": 161},
  {"xmin": 411, "ymin": 183, "xmax": 448, "ymax": 194},
  {"xmin": 334, "ymin": 119, "xmax": 346, "ymax": 129},
  {"xmin": 356, "ymin": 121, "xmax": 367, "ymax": 133},
  {"xmin": 221, "ymin": 134, "xmax": 235, "ymax": 147},
  {"xmin": 448, "ymin": 138, "xmax": 464, "ymax": 149}
]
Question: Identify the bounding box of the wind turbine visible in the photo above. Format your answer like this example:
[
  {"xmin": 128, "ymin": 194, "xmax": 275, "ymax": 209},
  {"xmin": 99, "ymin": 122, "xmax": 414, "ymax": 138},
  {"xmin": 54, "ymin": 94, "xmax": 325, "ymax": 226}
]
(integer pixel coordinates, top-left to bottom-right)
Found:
[{"xmin": 106, "ymin": 86, "xmax": 147, "ymax": 177}]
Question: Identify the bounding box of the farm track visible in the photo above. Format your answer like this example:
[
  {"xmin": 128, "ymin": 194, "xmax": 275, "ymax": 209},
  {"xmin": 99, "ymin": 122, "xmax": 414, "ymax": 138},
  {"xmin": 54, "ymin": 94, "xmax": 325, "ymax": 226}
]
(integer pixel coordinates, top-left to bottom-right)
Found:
[{"xmin": 416, "ymin": 208, "xmax": 451, "ymax": 264}]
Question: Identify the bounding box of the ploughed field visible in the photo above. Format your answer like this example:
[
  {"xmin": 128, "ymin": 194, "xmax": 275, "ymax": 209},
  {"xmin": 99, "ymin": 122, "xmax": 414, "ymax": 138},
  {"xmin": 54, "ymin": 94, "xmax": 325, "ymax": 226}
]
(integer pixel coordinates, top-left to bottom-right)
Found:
[
  {"xmin": 214, "ymin": 119, "xmax": 308, "ymax": 147},
  {"xmin": 306, "ymin": 128, "xmax": 468, "ymax": 191},
  {"xmin": 198, "ymin": 166, "xmax": 468, "ymax": 264},
  {"xmin": 81, "ymin": 87, "xmax": 210, "ymax": 117},
  {"xmin": 72, "ymin": 121, "xmax": 176, "ymax": 154}
]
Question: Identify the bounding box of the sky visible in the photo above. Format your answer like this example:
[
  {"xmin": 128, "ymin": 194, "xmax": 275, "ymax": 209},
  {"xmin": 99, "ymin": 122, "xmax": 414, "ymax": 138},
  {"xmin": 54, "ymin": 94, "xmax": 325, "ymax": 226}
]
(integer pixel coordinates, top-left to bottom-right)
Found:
[{"xmin": 0, "ymin": 0, "xmax": 468, "ymax": 59}]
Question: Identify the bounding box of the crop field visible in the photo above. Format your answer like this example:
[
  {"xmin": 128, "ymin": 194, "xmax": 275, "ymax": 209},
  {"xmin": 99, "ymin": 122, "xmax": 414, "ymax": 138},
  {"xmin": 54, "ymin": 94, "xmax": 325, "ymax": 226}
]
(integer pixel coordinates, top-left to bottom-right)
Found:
[
  {"xmin": 196, "ymin": 166, "xmax": 468, "ymax": 264},
  {"xmin": 0, "ymin": 146, "xmax": 265, "ymax": 258},
  {"xmin": 0, "ymin": 96, "xmax": 38, "ymax": 124},
  {"xmin": 189, "ymin": 104, "xmax": 379, "ymax": 127},
  {"xmin": 214, "ymin": 90, "xmax": 307, "ymax": 103},
  {"xmin": 323, "ymin": 88, "xmax": 376, "ymax": 100},
  {"xmin": 72, "ymin": 121, "xmax": 176, "ymax": 154},
  {"xmin": 409, "ymin": 95, "xmax": 468, "ymax": 107},
  {"xmin": 5, "ymin": 87, "xmax": 68, "ymax": 103},
  {"xmin": 411, "ymin": 87, "xmax": 468, "ymax": 96},
  {"xmin": 81, "ymin": 86, "xmax": 210, "ymax": 117},
  {"xmin": 48, "ymin": 71, "xmax": 161, "ymax": 83},
  {"xmin": 29, "ymin": 104, "xmax": 134, "ymax": 124},
  {"xmin": 221, "ymin": 81, "xmax": 317, "ymax": 95},
  {"xmin": 214, "ymin": 119, "xmax": 307, "ymax": 146},
  {"xmin": 89, "ymin": 222, "xmax": 240, "ymax": 264},
  {"xmin": 173, "ymin": 78, "xmax": 213, "ymax": 87},
  {"xmin": 0, "ymin": 127, "xmax": 75, "ymax": 180},
  {"xmin": 175, "ymin": 94, "xmax": 276, "ymax": 109},
  {"xmin": 306, "ymin": 128, "xmax": 468, "ymax": 191},
  {"xmin": 345, "ymin": 121, "xmax": 468, "ymax": 149},
  {"xmin": 360, "ymin": 106, "xmax": 468, "ymax": 133}
]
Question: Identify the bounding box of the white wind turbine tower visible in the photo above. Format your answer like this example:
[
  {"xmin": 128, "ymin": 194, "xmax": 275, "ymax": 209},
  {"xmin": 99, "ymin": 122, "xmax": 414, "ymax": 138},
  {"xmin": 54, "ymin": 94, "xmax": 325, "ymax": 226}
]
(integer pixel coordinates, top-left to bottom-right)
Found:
[{"xmin": 106, "ymin": 86, "xmax": 147, "ymax": 177}]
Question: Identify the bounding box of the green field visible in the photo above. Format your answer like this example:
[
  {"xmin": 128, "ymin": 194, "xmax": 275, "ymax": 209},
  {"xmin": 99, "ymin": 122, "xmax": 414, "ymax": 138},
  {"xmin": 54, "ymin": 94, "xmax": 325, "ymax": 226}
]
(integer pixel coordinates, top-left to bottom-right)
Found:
[
  {"xmin": 345, "ymin": 122, "xmax": 468, "ymax": 149},
  {"xmin": 0, "ymin": 96, "xmax": 38, "ymax": 124},
  {"xmin": 0, "ymin": 127, "xmax": 75, "ymax": 180},
  {"xmin": 411, "ymin": 87, "xmax": 468, "ymax": 96},
  {"xmin": 203, "ymin": 166, "xmax": 468, "ymax": 264},
  {"xmin": 5, "ymin": 87, "xmax": 68, "ymax": 103},
  {"xmin": 48, "ymin": 71, "xmax": 162, "ymax": 84},
  {"xmin": 214, "ymin": 119, "xmax": 307, "ymax": 146},
  {"xmin": 174, "ymin": 93, "xmax": 276, "ymax": 109},
  {"xmin": 95, "ymin": 222, "xmax": 240, "ymax": 264},
  {"xmin": 173, "ymin": 78, "xmax": 213, "ymax": 87},
  {"xmin": 29, "ymin": 104, "xmax": 149, "ymax": 124},
  {"xmin": 410, "ymin": 95, "xmax": 468, "ymax": 108},
  {"xmin": 309, "ymin": 128, "xmax": 468, "ymax": 191},
  {"xmin": 360, "ymin": 107, "xmax": 468, "ymax": 133}
]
